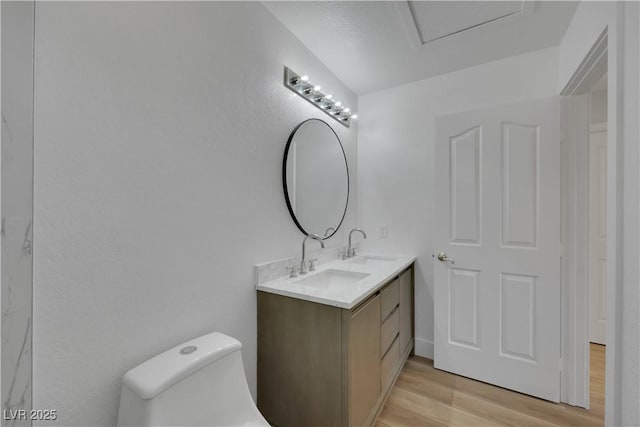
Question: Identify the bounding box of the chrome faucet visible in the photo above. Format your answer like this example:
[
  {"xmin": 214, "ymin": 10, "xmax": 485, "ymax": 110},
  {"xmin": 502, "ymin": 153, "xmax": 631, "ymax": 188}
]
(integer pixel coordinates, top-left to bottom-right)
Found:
[
  {"xmin": 324, "ymin": 227, "xmax": 336, "ymax": 237},
  {"xmin": 301, "ymin": 234, "xmax": 324, "ymax": 274},
  {"xmin": 347, "ymin": 228, "xmax": 367, "ymax": 258}
]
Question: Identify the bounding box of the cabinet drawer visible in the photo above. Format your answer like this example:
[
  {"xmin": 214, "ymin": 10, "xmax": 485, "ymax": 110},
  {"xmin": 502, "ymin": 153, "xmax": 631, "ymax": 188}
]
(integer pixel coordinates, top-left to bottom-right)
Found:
[
  {"xmin": 381, "ymin": 337, "xmax": 400, "ymax": 389},
  {"xmin": 380, "ymin": 279, "xmax": 399, "ymax": 321},
  {"xmin": 380, "ymin": 307, "xmax": 399, "ymax": 356}
]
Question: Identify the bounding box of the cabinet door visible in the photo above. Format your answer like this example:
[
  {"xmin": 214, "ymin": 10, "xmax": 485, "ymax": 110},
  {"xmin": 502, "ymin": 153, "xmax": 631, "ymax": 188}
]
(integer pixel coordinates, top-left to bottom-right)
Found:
[
  {"xmin": 399, "ymin": 268, "xmax": 414, "ymax": 354},
  {"xmin": 349, "ymin": 295, "xmax": 380, "ymax": 427}
]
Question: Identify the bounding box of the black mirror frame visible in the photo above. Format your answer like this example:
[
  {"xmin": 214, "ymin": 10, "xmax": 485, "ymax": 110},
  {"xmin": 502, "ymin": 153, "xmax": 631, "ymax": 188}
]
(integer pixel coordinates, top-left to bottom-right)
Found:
[{"xmin": 282, "ymin": 118, "xmax": 350, "ymax": 240}]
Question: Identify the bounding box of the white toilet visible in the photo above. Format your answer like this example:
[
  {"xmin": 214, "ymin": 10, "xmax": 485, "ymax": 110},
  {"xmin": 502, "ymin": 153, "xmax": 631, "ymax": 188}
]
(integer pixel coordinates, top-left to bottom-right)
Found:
[{"xmin": 116, "ymin": 332, "xmax": 270, "ymax": 426}]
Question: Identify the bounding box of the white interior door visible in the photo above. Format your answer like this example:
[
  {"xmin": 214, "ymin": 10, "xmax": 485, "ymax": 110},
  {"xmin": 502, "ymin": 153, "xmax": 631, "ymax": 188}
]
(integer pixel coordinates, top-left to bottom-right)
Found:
[
  {"xmin": 588, "ymin": 124, "xmax": 607, "ymax": 345},
  {"xmin": 434, "ymin": 97, "xmax": 561, "ymax": 402}
]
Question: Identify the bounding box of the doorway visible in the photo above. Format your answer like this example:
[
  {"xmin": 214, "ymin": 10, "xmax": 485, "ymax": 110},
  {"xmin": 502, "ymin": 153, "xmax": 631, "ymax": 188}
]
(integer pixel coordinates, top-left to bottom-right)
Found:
[
  {"xmin": 559, "ymin": 28, "xmax": 609, "ymax": 414},
  {"xmin": 587, "ymin": 72, "xmax": 608, "ymax": 418},
  {"xmin": 588, "ymin": 75, "xmax": 607, "ymax": 347},
  {"xmin": 431, "ymin": 39, "xmax": 610, "ymax": 416}
]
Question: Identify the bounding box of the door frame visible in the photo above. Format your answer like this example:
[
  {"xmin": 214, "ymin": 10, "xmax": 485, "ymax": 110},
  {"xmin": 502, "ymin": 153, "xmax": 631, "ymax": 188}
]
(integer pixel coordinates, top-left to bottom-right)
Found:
[
  {"xmin": 559, "ymin": 14, "xmax": 627, "ymax": 423},
  {"xmin": 559, "ymin": 27, "xmax": 608, "ymax": 409},
  {"xmin": 559, "ymin": 91, "xmax": 591, "ymax": 408}
]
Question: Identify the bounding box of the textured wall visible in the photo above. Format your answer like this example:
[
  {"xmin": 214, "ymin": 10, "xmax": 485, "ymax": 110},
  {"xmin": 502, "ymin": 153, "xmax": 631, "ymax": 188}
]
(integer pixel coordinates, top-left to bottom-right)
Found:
[
  {"xmin": 357, "ymin": 47, "xmax": 559, "ymax": 359},
  {"xmin": 2, "ymin": 2, "xmax": 34, "ymax": 426},
  {"xmin": 32, "ymin": 3, "xmax": 357, "ymax": 426}
]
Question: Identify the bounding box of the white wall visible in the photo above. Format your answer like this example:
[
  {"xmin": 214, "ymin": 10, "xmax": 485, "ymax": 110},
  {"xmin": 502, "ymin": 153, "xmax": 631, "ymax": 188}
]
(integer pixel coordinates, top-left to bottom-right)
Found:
[
  {"xmin": 32, "ymin": 3, "xmax": 357, "ymax": 426},
  {"xmin": 357, "ymin": 47, "xmax": 559, "ymax": 358}
]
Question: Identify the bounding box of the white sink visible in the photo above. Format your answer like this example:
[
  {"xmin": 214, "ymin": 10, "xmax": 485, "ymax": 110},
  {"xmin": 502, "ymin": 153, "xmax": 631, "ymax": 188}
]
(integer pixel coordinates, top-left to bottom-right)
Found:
[
  {"xmin": 348, "ymin": 255, "xmax": 398, "ymax": 265},
  {"xmin": 295, "ymin": 269, "xmax": 370, "ymax": 290}
]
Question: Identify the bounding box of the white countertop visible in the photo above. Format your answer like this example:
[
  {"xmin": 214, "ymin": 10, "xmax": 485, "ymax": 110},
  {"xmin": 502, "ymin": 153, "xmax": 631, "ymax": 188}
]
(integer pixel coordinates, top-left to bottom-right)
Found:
[{"xmin": 256, "ymin": 252, "xmax": 416, "ymax": 309}]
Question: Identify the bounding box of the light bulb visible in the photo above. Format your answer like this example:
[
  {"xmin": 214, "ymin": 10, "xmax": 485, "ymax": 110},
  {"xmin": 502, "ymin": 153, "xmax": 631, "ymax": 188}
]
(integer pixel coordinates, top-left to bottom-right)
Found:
[
  {"xmin": 300, "ymin": 75, "xmax": 309, "ymax": 82},
  {"xmin": 343, "ymin": 108, "xmax": 350, "ymax": 113},
  {"xmin": 335, "ymin": 101, "xmax": 342, "ymax": 107},
  {"xmin": 326, "ymin": 94, "xmax": 333, "ymax": 100},
  {"xmin": 313, "ymin": 85, "xmax": 322, "ymax": 92},
  {"xmin": 351, "ymin": 114, "xmax": 358, "ymax": 120}
]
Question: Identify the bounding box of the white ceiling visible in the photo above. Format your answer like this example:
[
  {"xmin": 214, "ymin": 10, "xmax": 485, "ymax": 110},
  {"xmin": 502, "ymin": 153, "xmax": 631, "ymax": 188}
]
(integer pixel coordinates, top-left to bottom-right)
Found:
[{"xmin": 263, "ymin": 1, "xmax": 579, "ymax": 95}]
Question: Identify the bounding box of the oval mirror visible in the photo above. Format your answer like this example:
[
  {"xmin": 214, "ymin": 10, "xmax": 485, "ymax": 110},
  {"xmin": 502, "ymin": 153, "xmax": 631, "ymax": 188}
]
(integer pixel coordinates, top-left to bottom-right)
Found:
[{"xmin": 283, "ymin": 119, "xmax": 349, "ymax": 239}]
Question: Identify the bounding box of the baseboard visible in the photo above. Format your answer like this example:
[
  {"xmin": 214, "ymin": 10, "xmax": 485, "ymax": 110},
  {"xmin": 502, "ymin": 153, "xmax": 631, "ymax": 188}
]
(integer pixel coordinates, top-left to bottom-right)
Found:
[{"xmin": 414, "ymin": 338, "xmax": 434, "ymax": 359}]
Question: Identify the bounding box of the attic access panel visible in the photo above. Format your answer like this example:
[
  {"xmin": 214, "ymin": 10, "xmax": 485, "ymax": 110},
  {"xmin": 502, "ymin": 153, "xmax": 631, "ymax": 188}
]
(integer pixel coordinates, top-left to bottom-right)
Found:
[{"xmin": 408, "ymin": 1, "xmax": 526, "ymax": 44}]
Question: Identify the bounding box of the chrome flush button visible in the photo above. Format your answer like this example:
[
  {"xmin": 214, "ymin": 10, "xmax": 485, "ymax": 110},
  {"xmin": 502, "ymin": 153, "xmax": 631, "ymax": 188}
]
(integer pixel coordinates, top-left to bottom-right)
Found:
[{"xmin": 180, "ymin": 345, "xmax": 197, "ymax": 355}]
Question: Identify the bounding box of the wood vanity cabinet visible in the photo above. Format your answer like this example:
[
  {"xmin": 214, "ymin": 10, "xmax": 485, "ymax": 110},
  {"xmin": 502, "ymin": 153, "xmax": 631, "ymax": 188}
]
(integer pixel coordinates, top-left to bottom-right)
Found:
[
  {"xmin": 257, "ymin": 264, "xmax": 414, "ymax": 427},
  {"xmin": 398, "ymin": 267, "xmax": 414, "ymax": 356}
]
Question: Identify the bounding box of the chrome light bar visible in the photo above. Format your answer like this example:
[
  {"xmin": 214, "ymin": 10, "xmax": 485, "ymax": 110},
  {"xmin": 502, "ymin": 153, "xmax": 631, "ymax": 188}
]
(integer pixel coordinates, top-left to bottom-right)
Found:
[{"xmin": 283, "ymin": 66, "xmax": 357, "ymax": 128}]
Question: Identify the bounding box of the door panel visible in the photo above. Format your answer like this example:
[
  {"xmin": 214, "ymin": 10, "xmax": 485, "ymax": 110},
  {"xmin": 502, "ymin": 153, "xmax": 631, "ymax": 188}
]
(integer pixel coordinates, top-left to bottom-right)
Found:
[
  {"xmin": 501, "ymin": 122, "xmax": 538, "ymax": 247},
  {"xmin": 449, "ymin": 268, "xmax": 480, "ymax": 349},
  {"xmin": 435, "ymin": 97, "xmax": 561, "ymax": 402},
  {"xmin": 450, "ymin": 126, "xmax": 482, "ymax": 244},
  {"xmin": 500, "ymin": 273, "xmax": 536, "ymax": 361}
]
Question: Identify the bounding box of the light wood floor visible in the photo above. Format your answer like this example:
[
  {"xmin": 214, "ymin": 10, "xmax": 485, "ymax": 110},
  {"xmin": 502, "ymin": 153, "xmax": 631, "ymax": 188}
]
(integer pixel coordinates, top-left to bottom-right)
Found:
[{"xmin": 376, "ymin": 344, "xmax": 605, "ymax": 427}]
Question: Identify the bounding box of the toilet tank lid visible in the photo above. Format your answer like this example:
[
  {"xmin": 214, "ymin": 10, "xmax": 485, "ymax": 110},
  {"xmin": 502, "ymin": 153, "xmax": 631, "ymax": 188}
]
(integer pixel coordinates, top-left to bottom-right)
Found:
[{"xmin": 122, "ymin": 332, "xmax": 242, "ymax": 400}]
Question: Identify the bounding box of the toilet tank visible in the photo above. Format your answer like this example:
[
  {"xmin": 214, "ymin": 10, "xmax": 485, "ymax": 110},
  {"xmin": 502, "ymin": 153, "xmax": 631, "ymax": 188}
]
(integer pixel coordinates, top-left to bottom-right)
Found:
[{"xmin": 117, "ymin": 332, "xmax": 267, "ymax": 427}]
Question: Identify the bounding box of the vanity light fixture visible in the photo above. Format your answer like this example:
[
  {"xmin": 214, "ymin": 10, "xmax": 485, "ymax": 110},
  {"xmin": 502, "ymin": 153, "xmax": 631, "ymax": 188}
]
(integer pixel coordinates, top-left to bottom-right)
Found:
[{"xmin": 284, "ymin": 66, "xmax": 357, "ymax": 128}]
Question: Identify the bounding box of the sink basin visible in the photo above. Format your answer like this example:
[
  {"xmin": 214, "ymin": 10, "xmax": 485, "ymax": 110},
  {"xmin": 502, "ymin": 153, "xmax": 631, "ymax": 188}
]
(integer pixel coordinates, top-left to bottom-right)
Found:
[
  {"xmin": 348, "ymin": 255, "xmax": 398, "ymax": 265},
  {"xmin": 295, "ymin": 269, "xmax": 370, "ymax": 290}
]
